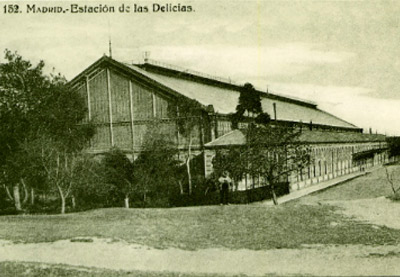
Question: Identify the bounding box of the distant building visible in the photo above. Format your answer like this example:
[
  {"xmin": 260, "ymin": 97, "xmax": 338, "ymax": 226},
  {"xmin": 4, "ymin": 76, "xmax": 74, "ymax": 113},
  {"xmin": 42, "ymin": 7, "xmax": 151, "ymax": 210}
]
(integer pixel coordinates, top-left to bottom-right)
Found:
[{"xmin": 69, "ymin": 56, "xmax": 387, "ymax": 192}]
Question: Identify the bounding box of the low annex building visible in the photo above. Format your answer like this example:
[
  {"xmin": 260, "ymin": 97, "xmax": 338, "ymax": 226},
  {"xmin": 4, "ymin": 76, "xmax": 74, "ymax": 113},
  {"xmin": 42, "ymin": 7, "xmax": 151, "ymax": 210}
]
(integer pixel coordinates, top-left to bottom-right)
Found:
[
  {"xmin": 204, "ymin": 129, "xmax": 386, "ymax": 191},
  {"xmin": 69, "ymin": 55, "xmax": 387, "ymax": 192}
]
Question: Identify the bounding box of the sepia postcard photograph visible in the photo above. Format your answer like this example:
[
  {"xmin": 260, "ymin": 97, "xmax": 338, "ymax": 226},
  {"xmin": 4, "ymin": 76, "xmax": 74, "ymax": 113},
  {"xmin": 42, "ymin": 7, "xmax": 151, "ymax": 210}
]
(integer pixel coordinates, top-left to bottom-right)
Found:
[{"xmin": 1, "ymin": 0, "xmax": 400, "ymax": 276}]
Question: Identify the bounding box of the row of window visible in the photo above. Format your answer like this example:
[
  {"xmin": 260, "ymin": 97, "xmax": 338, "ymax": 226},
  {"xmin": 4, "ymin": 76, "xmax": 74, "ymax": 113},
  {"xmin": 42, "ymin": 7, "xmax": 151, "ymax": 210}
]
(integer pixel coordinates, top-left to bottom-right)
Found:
[
  {"xmin": 295, "ymin": 150, "xmax": 386, "ymax": 182},
  {"xmin": 312, "ymin": 143, "xmax": 383, "ymax": 159}
]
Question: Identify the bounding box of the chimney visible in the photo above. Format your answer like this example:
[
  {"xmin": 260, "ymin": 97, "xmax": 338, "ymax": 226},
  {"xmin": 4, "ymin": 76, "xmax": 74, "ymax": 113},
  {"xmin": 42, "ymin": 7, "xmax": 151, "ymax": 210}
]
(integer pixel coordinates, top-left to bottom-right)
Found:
[
  {"xmin": 143, "ymin": 51, "xmax": 150, "ymax": 63},
  {"xmin": 310, "ymin": 120, "xmax": 313, "ymax": 131},
  {"xmin": 273, "ymin": 103, "xmax": 277, "ymax": 120}
]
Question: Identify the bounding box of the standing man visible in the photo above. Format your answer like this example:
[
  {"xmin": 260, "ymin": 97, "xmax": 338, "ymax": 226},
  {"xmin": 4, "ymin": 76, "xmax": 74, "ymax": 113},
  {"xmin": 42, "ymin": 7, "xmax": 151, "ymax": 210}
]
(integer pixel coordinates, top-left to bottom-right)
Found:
[{"xmin": 218, "ymin": 171, "xmax": 232, "ymax": 205}]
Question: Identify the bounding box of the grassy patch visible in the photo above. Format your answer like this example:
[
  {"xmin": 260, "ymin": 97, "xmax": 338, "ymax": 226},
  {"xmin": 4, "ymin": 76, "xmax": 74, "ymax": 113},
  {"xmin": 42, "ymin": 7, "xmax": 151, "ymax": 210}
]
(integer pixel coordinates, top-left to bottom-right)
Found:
[
  {"xmin": 1, "ymin": 203, "xmax": 400, "ymax": 250},
  {"xmin": 0, "ymin": 262, "xmax": 245, "ymax": 277},
  {"xmin": 2, "ymin": 166, "xmax": 400, "ymax": 251}
]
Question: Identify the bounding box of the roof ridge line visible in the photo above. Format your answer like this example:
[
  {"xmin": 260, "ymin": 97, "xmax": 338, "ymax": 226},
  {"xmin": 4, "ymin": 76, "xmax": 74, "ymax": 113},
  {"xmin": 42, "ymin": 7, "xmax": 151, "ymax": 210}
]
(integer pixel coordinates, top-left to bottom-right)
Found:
[{"xmin": 134, "ymin": 60, "xmax": 318, "ymax": 109}]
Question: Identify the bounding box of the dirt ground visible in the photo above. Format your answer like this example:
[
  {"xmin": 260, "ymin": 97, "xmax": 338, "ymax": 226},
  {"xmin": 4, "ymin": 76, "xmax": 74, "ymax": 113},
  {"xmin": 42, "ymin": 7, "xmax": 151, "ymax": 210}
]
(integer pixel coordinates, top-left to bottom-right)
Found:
[
  {"xmin": 1, "ymin": 196, "xmax": 400, "ymax": 276},
  {"xmin": 327, "ymin": 196, "xmax": 400, "ymax": 230},
  {"xmin": 0, "ymin": 235, "xmax": 400, "ymax": 276}
]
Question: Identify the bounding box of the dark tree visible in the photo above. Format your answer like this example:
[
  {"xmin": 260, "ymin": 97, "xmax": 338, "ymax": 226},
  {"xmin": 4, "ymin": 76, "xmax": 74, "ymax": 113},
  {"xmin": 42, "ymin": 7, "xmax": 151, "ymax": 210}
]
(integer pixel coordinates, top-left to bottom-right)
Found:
[
  {"xmin": 244, "ymin": 123, "xmax": 311, "ymax": 204},
  {"xmin": 0, "ymin": 49, "xmax": 94, "ymax": 212},
  {"xmin": 103, "ymin": 148, "xmax": 135, "ymax": 208},
  {"xmin": 225, "ymin": 81, "xmax": 311, "ymax": 204},
  {"xmin": 134, "ymin": 123, "xmax": 180, "ymax": 207},
  {"xmin": 232, "ymin": 83, "xmax": 263, "ymax": 129},
  {"xmin": 385, "ymin": 137, "xmax": 400, "ymax": 196},
  {"xmin": 213, "ymin": 124, "xmax": 311, "ymax": 205},
  {"xmin": 387, "ymin": 137, "xmax": 400, "ymax": 159},
  {"xmin": 212, "ymin": 148, "xmax": 247, "ymax": 191}
]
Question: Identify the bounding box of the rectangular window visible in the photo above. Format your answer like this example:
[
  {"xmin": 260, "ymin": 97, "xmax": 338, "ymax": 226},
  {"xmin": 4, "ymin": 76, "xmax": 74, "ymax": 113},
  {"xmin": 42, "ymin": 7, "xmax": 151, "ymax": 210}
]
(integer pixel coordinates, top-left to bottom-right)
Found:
[{"xmin": 318, "ymin": 161, "xmax": 322, "ymax": 176}]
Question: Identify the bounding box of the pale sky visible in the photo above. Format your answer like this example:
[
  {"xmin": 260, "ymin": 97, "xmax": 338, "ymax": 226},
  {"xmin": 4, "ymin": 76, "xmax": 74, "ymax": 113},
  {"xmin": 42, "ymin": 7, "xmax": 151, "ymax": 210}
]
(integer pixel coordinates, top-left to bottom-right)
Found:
[{"xmin": 1, "ymin": 0, "xmax": 399, "ymax": 135}]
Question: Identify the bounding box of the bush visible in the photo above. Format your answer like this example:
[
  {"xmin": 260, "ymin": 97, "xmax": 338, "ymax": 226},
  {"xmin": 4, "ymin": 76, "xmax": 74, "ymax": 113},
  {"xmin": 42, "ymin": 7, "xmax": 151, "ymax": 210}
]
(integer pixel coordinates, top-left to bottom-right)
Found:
[
  {"xmin": 389, "ymin": 191, "xmax": 400, "ymax": 201},
  {"xmin": 0, "ymin": 207, "xmax": 18, "ymax": 216},
  {"xmin": 0, "ymin": 190, "xmax": 61, "ymax": 215},
  {"xmin": 230, "ymin": 182, "xmax": 289, "ymax": 204},
  {"xmin": 0, "ymin": 187, "xmax": 19, "ymax": 215},
  {"xmin": 24, "ymin": 197, "xmax": 60, "ymax": 214},
  {"xmin": 169, "ymin": 177, "xmax": 290, "ymax": 207},
  {"xmin": 74, "ymin": 181, "xmax": 123, "ymax": 210},
  {"xmin": 0, "ymin": 188, "xmax": 9, "ymax": 209}
]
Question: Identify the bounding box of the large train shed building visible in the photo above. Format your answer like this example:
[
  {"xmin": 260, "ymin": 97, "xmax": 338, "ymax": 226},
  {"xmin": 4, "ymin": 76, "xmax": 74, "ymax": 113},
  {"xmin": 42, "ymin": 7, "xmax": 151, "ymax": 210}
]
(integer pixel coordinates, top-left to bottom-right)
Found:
[{"xmin": 69, "ymin": 55, "xmax": 387, "ymax": 192}]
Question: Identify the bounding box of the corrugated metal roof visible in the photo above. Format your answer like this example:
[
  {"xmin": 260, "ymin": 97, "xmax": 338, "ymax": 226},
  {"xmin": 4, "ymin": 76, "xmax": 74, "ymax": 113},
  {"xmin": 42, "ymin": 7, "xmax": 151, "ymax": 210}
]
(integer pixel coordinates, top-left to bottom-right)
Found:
[
  {"xmin": 205, "ymin": 129, "xmax": 386, "ymax": 148},
  {"xmin": 123, "ymin": 62, "xmax": 356, "ymax": 129},
  {"xmin": 69, "ymin": 56, "xmax": 357, "ymax": 130},
  {"xmin": 298, "ymin": 131, "xmax": 386, "ymax": 144}
]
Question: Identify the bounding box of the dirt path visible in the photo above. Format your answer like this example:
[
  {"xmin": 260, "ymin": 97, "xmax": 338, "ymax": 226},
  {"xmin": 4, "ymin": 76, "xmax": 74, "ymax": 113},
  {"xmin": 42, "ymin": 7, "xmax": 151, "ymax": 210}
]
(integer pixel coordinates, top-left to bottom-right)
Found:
[
  {"xmin": 2, "ymin": 197, "xmax": 400, "ymax": 276},
  {"xmin": 1, "ymin": 237, "xmax": 400, "ymax": 276},
  {"xmin": 327, "ymin": 196, "xmax": 400, "ymax": 229}
]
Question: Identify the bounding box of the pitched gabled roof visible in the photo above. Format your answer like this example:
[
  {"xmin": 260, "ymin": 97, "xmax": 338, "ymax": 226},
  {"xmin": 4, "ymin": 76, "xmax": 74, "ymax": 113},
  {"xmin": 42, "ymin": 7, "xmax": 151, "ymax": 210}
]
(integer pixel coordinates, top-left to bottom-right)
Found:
[
  {"xmin": 205, "ymin": 129, "xmax": 386, "ymax": 148},
  {"xmin": 205, "ymin": 129, "xmax": 246, "ymax": 147},
  {"xmin": 69, "ymin": 56, "xmax": 358, "ymax": 130},
  {"xmin": 129, "ymin": 63, "xmax": 357, "ymax": 129}
]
